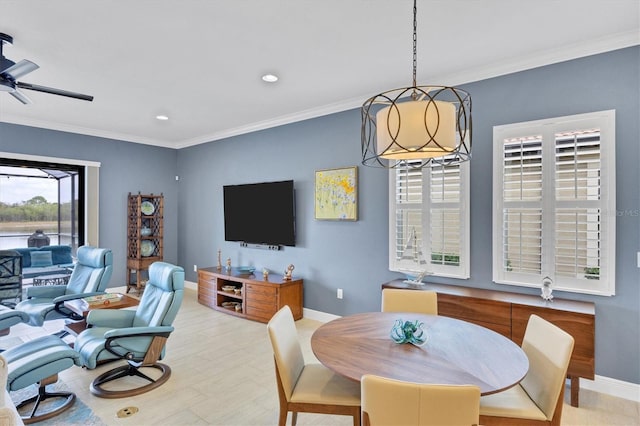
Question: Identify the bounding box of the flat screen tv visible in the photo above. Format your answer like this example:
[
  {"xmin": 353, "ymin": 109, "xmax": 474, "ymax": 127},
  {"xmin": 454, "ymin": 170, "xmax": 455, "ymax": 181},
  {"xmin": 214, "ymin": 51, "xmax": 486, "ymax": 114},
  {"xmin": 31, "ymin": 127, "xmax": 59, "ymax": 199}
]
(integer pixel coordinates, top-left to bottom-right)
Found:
[{"xmin": 223, "ymin": 180, "xmax": 296, "ymax": 247}]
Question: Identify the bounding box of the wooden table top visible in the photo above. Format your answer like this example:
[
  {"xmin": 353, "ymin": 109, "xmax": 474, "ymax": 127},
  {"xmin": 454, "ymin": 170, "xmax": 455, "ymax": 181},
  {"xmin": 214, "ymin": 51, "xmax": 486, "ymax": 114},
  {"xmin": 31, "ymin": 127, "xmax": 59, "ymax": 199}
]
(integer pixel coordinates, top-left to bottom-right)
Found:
[
  {"xmin": 64, "ymin": 294, "xmax": 139, "ymax": 317},
  {"xmin": 311, "ymin": 312, "xmax": 529, "ymax": 396}
]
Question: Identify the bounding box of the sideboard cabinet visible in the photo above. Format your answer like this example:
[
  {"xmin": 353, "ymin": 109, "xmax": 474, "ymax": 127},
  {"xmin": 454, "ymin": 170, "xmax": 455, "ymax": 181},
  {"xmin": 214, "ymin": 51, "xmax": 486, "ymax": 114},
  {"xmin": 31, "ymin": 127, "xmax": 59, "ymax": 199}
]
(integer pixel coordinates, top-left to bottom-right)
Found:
[
  {"xmin": 198, "ymin": 267, "xmax": 303, "ymax": 323},
  {"xmin": 382, "ymin": 280, "xmax": 595, "ymax": 407}
]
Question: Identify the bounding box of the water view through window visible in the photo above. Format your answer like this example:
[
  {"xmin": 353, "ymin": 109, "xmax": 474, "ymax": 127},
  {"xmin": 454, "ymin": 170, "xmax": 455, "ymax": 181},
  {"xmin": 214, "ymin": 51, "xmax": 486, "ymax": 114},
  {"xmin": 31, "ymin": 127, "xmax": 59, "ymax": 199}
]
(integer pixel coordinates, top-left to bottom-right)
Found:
[{"xmin": 0, "ymin": 160, "xmax": 84, "ymax": 254}]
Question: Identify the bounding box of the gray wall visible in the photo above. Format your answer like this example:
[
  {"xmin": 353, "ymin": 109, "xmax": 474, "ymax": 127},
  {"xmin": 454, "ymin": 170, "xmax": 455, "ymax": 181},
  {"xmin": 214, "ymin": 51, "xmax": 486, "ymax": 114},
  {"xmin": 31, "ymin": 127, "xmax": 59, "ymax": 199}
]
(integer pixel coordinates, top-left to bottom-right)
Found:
[
  {"xmin": 0, "ymin": 47, "xmax": 637, "ymax": 384},
  {"xmin": 177, "ymin": 112, "xmax": 398, "ymax": 316},
  {"xmin": 177, "ymin": 46, "xmax": 639, "ymax": 384},
  {"xmin": 0, "ymin": 124, "xmax": 179, "ymax": 285}
]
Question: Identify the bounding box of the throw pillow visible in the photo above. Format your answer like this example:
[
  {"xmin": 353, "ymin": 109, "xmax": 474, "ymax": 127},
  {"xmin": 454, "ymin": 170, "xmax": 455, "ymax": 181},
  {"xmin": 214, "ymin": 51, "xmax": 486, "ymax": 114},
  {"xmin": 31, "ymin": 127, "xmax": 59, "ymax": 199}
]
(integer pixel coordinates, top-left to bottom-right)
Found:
[{"xmin": 30, "ymin": 251, "xmax": 53, "ymax": 268}]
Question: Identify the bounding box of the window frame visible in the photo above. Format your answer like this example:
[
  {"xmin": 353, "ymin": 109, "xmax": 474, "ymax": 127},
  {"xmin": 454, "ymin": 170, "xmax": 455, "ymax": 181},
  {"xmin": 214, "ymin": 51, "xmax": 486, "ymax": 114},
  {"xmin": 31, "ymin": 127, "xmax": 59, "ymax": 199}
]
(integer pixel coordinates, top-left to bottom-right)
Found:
[
  {"xmin": 388, "ymin": 159, "xmax": 470, "ymax": 279},
  {"xmin": 492, "ymin": 110, "xmax": 616, "ymax": 296}
]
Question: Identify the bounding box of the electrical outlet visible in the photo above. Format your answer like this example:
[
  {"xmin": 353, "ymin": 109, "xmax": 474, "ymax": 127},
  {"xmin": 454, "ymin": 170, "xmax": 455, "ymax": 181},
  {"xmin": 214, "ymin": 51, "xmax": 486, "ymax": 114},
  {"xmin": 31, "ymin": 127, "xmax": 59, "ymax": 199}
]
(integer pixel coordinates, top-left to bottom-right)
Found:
[
  {"xmin": 337, "ymin": 288, "xmax": 343, "ymax": 299},
  {"xmin": 193, "ymin": 264, "xmax": 197, "ymax": 272}
]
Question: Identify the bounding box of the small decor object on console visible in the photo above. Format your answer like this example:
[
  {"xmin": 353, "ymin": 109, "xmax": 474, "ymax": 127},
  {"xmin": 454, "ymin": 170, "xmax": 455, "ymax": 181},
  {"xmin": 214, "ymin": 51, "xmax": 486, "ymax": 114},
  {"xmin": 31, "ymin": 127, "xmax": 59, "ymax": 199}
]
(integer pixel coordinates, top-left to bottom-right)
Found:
[
  {"xmin": 283, "ymin": 264, "xmax": 294, "ymax": 280},
  {"xmin": 217, "ymin": 249, "xmax": 222, "ymax": 270},
  {"xmin": 262, "ymin": 268, "xmax": 269, "ymax": 280},
  {"xmin": 226, "ymin": 258, "xmax": 231, "ymax": 270},
  {"xmin": 403, "ymin": 270, "xmax": 430, "ymax": 286},
  {"xmin": 541, "ymin": 276, "xmax": 554, "ymax": 301},
  {"xmin": 390, "ymin": 319, "xmax": 427, "ymax": 346}
]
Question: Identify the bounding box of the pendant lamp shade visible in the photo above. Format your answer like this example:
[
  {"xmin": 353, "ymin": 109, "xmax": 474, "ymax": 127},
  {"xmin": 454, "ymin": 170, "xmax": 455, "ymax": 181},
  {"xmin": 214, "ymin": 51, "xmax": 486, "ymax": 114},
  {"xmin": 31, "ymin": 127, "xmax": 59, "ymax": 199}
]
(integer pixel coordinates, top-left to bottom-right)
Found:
[
  {"xmin": 361, "ymin": 0, "xmax": 472, "ymax": 169},
  {"xmin": 376, "ymin": 99, "xmax": 456, "ymax": 159}
]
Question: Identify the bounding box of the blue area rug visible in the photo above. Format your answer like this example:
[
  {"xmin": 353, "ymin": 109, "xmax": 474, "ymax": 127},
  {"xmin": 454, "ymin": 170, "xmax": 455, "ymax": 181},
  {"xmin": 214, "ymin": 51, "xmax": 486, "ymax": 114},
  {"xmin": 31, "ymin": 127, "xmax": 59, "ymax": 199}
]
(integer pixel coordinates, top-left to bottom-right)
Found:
[{"xmin": 10, "ymin": 382, "xmax": 106, "ymax": 425}]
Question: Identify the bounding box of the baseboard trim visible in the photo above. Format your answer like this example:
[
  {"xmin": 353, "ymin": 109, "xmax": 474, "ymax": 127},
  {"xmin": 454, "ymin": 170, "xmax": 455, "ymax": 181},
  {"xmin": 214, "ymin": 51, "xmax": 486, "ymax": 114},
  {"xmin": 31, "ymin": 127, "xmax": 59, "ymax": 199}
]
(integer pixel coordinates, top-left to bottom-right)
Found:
[
  {"xmin": 302, "ymin": 307, "xmax": 340, "ymax": 323},
  {"xmin": 580, "ymin": 375, "xmax": 640, "ymax": 402}
]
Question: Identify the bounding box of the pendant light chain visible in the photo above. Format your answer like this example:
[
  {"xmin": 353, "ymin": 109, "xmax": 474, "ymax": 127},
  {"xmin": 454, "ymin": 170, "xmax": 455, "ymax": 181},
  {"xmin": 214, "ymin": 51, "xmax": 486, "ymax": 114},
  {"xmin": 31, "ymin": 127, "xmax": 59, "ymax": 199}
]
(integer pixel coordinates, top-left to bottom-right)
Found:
[{"xmin": 412, "ymin": 0, "xmax": 417, "ymax": 89}]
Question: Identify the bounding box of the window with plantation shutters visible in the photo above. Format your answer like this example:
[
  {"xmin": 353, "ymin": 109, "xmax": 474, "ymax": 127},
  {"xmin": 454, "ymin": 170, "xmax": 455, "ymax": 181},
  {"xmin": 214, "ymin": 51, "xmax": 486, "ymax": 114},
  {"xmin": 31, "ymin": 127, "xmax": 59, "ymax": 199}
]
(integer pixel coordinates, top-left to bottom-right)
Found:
[
  {"xmin": 493, "ymin": 110, "xmax": 615, "ymax": 296},
  {"xmin": 389, "ymin": 158, "xmax": 469, "ymax": 279}
]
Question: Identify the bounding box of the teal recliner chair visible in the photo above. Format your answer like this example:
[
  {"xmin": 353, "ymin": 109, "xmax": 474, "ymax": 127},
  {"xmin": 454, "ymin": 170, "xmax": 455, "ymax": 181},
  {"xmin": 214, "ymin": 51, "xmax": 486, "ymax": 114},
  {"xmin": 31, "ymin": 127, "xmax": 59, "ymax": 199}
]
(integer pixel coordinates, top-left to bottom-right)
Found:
[
  {"xmin": 74, "ymin": 261, "xmax": 184, "ymax": 398},
  {"xmin": 15, "ymin": 246, "xmax": 113, "ymax": 326}
]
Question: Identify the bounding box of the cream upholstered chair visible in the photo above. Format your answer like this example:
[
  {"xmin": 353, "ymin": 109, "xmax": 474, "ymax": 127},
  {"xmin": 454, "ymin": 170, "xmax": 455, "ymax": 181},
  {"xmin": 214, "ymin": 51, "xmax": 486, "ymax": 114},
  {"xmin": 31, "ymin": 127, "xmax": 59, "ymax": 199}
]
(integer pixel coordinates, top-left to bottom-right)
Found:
[
  {"xmin": 381, "ymin": 288, "xmax": 438, "ymax": 314},
  {"xmin": 361, "ymin": 374, "xmax": 480, "ymax": 426},
  {"xmin": 479, "ymin": 314, "xmax": 575, "ymax": 426},
  {"xmin": 267, "ymin": 306, "xmax": 360, "ymax": 426},
  {"xmin": 0, "ymin": 355, "xmax": 22, "ymax": 426}
]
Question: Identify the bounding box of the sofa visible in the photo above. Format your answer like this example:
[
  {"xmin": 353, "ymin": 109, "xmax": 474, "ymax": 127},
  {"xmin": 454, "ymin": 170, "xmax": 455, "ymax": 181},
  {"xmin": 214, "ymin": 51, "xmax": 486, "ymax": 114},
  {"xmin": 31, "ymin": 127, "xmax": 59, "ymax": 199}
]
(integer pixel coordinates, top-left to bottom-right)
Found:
[{"xmin": 11, "ymin": 245, "xmax": 74, "ymax": 279}]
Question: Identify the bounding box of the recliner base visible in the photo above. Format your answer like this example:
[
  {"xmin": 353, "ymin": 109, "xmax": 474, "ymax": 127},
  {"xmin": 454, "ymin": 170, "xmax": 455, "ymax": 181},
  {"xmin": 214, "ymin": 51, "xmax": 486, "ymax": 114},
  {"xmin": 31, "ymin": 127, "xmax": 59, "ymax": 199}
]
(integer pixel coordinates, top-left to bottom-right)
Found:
[
  {"xmin": 90, "ymin": 362, "xmax": 171, "ymax": 399},
  {"xmin": 15, "ymin": 375, "xmax": 76, "ymax": 424}
]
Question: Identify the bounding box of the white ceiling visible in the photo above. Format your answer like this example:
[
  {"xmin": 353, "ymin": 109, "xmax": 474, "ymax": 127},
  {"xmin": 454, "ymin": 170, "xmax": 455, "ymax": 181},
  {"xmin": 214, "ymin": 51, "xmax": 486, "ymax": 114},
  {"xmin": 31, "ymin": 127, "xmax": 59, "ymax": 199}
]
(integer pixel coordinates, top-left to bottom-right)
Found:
[{"xmin": 0, "ymin": 0, "xmax": 638, "ymax": 149}]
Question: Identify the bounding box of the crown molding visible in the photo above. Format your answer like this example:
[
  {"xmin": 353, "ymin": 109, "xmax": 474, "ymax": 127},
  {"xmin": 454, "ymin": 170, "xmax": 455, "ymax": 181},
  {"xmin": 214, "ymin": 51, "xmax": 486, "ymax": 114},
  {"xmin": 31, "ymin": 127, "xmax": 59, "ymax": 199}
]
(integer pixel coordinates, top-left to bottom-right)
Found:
[{"xmin": 2, "ymin": 31, "xmax": 638, "ymax": 150}]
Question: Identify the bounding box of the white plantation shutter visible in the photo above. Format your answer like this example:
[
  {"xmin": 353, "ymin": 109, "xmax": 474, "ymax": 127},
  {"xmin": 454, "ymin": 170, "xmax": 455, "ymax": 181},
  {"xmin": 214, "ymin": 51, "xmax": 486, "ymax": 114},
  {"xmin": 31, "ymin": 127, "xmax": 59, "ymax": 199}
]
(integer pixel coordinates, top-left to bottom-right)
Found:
[
  {"xmin": 554, "ymin": 130, "xmax": 602, "ymax": 281},
  {"xmin": 389, "ymin": 159, "xmax": 469, "ymax": 278},
  {"xmin": 393, "ymin": 163, "xmax": 424, "ymax": 269},
  {"xmin": 493, "ymin": 110, "xmax": 615, "ymax": 296},
  {"xmin": 502, "ymin": 136, "xmax": 543, "ymax": 275},
  {"xmin": 430, "ymin": 163, "xmax": 462, "ymax": 267}
]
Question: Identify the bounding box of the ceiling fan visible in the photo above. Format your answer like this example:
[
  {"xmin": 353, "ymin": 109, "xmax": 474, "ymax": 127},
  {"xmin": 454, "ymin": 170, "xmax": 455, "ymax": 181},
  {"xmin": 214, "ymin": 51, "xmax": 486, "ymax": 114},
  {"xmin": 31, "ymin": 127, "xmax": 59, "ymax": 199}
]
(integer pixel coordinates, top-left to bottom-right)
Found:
[{"xmin": 0, "ymin": 32, "xmax": 93, "ymax": 104}]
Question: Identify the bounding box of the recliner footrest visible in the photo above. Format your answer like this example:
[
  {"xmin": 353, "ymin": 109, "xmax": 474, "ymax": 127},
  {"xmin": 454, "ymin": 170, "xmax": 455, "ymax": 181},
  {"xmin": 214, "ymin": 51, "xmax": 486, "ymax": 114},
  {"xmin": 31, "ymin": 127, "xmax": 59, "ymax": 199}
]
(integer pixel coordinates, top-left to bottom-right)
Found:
[{"xmin": 3, "ymin": 335, "xmax": 81, "ymax": 424}]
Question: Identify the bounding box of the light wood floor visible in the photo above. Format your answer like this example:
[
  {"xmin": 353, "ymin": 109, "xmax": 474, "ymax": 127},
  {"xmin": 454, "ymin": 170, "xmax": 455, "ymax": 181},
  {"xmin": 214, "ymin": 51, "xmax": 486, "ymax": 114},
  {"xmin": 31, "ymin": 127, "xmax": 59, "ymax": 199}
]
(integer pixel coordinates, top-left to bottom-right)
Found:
[{"xmin": 6, "ymin": 288, "xmax": 639, "ymax": 425}]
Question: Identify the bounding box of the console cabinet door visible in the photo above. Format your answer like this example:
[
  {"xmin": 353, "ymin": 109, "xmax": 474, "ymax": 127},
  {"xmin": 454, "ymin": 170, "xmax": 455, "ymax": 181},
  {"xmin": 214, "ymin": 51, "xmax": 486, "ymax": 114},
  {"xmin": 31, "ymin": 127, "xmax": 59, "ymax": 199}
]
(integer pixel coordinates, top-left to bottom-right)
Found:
[
  {"xmin": 197, "ymin": 274, "xmax": 217, "ymax": 309},
  {"xmin": 245, "ymin": 283, "xmax": 277, "ymax": 322}
]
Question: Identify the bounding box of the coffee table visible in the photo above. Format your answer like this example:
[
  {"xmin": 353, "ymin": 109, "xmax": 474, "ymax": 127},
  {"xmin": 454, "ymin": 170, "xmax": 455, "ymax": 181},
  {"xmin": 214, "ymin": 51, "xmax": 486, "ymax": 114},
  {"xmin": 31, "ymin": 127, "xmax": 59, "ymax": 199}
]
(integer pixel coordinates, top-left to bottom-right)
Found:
[{"xmin": 63, "ymin": 293, "xmax": 139, "ymax": 336}]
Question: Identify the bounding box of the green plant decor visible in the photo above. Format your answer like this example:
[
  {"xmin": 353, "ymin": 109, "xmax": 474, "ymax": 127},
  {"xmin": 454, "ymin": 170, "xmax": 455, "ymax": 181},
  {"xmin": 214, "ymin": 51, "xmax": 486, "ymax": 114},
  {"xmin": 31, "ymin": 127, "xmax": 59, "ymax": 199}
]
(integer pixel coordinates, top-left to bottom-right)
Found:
[
  {"xmin": 430, "ymin": 252, "xmax": 460, "ymax": 266},
  {"xmin": 584, "ymin": 267, "xmax": 600, "ymax": 280}
]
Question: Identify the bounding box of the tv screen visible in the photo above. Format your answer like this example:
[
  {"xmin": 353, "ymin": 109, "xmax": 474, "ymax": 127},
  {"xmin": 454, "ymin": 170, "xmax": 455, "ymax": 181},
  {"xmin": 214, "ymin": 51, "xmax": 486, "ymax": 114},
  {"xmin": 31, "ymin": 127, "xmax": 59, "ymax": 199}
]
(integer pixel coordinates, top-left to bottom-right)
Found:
[{"xmin": 223, "ymin": 180, "xmax": 296, "ymax": 247}]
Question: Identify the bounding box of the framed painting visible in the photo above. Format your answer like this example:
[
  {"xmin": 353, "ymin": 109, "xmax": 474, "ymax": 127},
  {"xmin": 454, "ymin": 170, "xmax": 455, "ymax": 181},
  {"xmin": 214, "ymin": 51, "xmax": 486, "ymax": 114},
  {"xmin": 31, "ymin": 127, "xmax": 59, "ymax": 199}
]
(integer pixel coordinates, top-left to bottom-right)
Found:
[{"xmin": 315, "ymin": 166, "xmax": 358, "ymax": 221}]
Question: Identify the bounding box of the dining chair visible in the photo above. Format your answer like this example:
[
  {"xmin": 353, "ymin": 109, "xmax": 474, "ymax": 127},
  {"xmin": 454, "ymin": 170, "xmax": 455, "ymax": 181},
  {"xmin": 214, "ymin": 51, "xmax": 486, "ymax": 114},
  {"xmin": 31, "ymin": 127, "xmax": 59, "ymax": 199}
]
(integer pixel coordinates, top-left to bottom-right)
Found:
[
  {"xmin": 267, "ymin": 305, "xmax": 361, "ymax": 426},
  {"xmin": 479, "ymin": 314, "xmax": 575, "ymax": 426},
  {"xmin": 381, "ymin": 288, "xmax": 438, "ymax": 314},
  {"xmin": 361, "ymin": 374, "xmax": 480, "ymax": 426}
]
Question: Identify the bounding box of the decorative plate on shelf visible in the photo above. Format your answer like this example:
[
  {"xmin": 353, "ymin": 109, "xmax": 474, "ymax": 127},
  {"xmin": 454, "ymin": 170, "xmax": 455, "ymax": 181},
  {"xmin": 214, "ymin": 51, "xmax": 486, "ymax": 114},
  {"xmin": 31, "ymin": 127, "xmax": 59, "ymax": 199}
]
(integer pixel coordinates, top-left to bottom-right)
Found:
[
  {"xmin": 140, "ymin": 200, "xmax": 155, "ymax": 215},
  {"xmin": 236, "ymin": 266, "xmax": 255, "ymax": 274},
  {"xmin": 140, "ymin": 240, "xmax": 156, "ymax": 257}
]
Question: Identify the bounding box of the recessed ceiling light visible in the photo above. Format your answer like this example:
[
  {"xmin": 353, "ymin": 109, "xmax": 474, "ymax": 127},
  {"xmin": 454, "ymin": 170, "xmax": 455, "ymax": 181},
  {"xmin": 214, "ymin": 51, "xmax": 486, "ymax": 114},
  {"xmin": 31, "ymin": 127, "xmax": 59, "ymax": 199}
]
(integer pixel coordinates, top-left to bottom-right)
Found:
[
  {"xmin": 261, "ymin": 74, "xmax": 279, "ymax": 83},
  {"xmin": 156, "ymin": 114, "xmax": 169, "ymax": 121}
]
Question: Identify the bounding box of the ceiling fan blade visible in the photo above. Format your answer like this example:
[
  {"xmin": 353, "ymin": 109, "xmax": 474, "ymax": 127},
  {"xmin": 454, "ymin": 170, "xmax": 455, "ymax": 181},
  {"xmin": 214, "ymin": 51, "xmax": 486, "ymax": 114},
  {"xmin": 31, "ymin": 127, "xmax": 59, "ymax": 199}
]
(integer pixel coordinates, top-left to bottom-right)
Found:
[
  {"xmin": 1, "ymin": 59, "xmax": 39, "ymax": 80},
  {"xmin": 16, "ymin": 81, "xmax": 93, "ymax": 101},
  {"xmin": 9, "ymin": 89, "xmax": 32, "ymax": 104}
]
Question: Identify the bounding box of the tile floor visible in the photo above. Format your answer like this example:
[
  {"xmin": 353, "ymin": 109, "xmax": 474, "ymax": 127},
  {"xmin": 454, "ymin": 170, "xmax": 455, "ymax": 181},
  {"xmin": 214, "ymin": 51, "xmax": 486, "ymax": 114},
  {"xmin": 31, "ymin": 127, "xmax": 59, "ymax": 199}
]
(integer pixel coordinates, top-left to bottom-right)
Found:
[{"xmin": 5, "ymin": 288, "xmax": 639, "ymax": 425}]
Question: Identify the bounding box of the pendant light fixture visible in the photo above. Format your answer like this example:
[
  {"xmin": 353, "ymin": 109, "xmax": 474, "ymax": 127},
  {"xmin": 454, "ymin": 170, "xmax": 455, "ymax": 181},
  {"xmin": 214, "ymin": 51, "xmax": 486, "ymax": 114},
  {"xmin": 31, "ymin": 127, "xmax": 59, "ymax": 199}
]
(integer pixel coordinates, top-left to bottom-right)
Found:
[{"xmin": 361, "ymin": 0, "xmax": 472, "ymax": 169}]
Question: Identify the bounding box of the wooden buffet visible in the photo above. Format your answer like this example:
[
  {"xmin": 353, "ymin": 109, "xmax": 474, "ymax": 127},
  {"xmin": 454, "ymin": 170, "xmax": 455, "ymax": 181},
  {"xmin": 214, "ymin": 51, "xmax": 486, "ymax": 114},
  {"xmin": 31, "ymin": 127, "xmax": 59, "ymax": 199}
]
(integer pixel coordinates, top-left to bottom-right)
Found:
[
  {"xmin": 382, "ymin": 280, "xmax": 595, "ymax": 407},
  {"xmin": 197, "ymin": 267, "xmax": 303, "ymax": 323}
]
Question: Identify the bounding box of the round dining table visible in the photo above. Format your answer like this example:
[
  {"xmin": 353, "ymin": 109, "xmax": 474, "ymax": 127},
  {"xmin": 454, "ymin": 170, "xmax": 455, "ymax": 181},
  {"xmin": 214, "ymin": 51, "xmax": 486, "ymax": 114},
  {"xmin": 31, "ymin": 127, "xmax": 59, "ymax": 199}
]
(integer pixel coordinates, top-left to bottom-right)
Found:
[{"xmin": 311, "ymin": 312, "xmax": 529, "ymax": 396}]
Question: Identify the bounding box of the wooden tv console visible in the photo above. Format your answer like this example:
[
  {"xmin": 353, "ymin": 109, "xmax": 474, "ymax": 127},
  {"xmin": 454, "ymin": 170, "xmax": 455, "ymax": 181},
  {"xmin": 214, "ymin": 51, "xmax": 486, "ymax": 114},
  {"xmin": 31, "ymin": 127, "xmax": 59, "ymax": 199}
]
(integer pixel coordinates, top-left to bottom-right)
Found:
[
  {"xmin": 198, "ymin": 267, "xmax": 303, "ymax": 323},
  {"xmin": 382, "ymin": 280, "xmax": 595, "ymax": 407}
]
